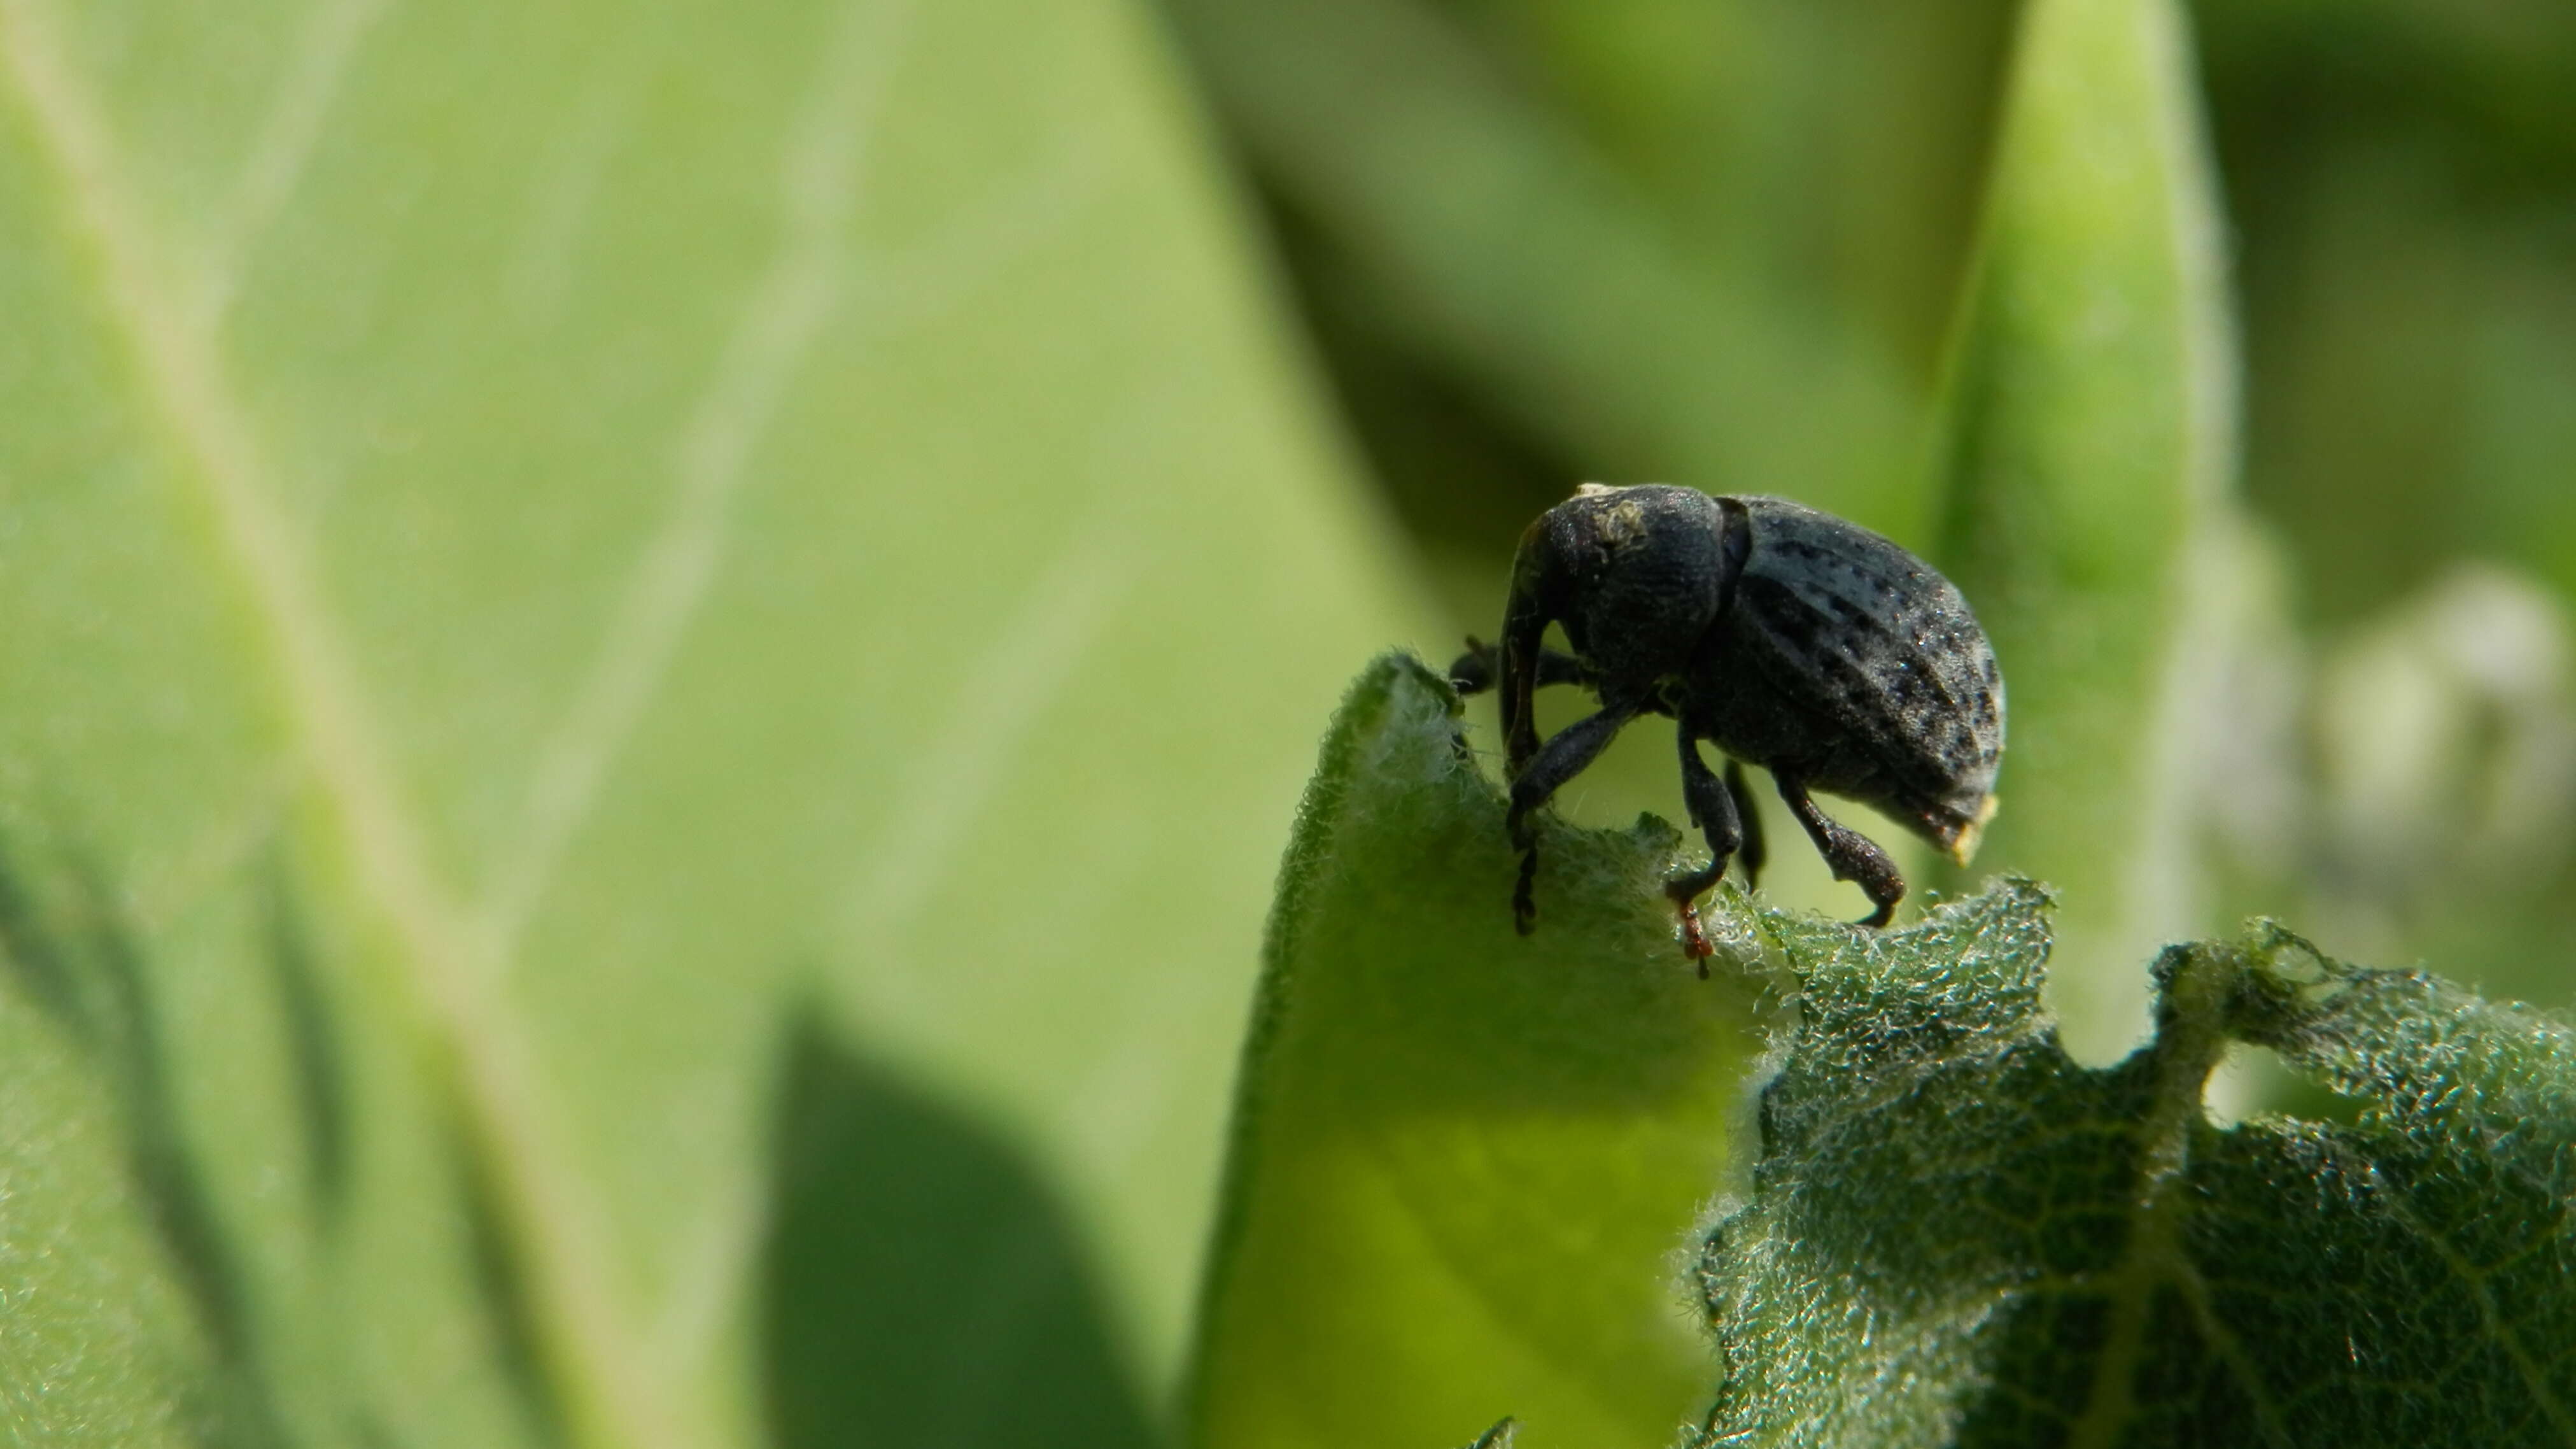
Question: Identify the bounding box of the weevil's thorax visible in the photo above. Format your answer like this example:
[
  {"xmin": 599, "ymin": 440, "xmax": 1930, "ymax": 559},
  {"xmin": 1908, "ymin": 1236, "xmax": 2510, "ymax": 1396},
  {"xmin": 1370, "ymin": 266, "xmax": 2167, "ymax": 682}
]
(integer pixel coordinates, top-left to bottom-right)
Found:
[{"xmin": 1528, "ymin": 484, "xmax": 1740, "ymax": 693}]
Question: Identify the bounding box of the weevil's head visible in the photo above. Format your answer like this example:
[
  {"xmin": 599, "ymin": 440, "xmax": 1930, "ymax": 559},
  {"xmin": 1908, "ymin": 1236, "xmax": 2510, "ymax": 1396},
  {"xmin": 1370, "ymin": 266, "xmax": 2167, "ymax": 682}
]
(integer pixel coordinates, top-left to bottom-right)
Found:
[{"xmin": 1507, "ymin": 483, "xmax": 1739, "ymax": 687}]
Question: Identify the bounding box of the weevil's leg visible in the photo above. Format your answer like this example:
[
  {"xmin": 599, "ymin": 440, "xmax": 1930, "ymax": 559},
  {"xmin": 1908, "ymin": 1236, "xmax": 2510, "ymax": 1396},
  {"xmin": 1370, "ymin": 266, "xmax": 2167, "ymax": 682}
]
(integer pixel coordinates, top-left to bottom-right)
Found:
[
  {"xmin": 1668, "ymin": 733, "xmax": 1740, "ymax": 908},
  {"xmin": 1450, "ymin": 638, "xmax": 1496, "ymax": 694},
  {"xmin": 1725, "ymin": 759, "xmax": 1767, "ymax": 890},
  {"xmin": 1449, "ymin": 637, "xmax": 1584, "ymax": 696},
  {"xmin": 1505, "ymin": 699, "xmax": 1642, "ymax": 934},
  {"xmin": 1773, "ymin": 772, "xmax": 1906, "ymax": 928},
  {"xmin": 1668, "ymin": 732, "xmax": 1743, "ymax": 972}
]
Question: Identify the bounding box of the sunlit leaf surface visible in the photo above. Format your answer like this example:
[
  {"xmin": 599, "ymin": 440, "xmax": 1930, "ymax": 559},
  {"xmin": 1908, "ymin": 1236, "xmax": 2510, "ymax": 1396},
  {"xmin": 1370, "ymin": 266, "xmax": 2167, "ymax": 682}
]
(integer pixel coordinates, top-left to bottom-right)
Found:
[
  {"xmin": 0, "ymin": 1, "xmax": 1426, "ymax": 1443},
  {"xmin": 1192, "ymin": 654, "xmax": 1770, "ymax": 1449}
]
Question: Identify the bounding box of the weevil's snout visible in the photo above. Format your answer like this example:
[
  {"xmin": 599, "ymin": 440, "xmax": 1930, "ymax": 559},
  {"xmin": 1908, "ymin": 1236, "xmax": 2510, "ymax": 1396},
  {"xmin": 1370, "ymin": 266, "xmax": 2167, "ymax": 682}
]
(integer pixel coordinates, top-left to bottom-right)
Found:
[{"xmin": 1938, "ymin": 793, "xmax": 2000, "ymax": 866}]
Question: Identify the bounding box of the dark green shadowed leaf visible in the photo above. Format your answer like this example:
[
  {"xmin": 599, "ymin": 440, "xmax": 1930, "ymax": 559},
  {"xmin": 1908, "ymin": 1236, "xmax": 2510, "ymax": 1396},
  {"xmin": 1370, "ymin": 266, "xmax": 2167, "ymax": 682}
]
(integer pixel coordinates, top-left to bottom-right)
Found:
[
  {"xmin": 1190, "ymin": 654, "xmax": 1772, "ymax": 1449},
  {"xmin": 1691, "ymin": 885, "xmax": 2576, "ymax": 1448},
  {"xmin": 0, "ymin": 828, "xmax": 275, "ymax": 1447},
  {"xmin": 760, "ymin": 1011, "xmax": 1158, "ymax": 1449}
]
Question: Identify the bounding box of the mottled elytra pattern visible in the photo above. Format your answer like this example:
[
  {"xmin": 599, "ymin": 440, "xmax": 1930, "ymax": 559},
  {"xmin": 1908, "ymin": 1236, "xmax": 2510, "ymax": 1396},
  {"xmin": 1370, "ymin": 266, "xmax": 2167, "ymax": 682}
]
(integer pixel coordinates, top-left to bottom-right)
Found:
[
  {"xmin": 1727, "ymin": 495, "xmax": 2002, "ymax": 817},
  {"xmin": 1689, "ymin": 882, "xmax": 2576, "ymax": 1449}
]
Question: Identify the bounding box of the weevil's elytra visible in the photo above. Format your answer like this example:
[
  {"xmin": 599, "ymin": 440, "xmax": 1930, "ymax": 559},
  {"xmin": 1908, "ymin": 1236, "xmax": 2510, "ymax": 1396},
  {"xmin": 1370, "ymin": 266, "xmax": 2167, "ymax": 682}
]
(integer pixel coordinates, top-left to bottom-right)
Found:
[{"xmin": 1451, "ymin": 483, "xmax": 2004, "ymax": 963}]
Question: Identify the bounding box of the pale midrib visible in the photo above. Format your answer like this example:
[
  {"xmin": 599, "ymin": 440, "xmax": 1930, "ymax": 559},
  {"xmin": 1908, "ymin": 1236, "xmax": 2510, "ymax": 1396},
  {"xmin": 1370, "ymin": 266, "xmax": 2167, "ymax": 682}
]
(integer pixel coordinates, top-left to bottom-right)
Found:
[
  {"xmin": 2057, "ymin": 1102, "xmax": 2193, "ymax": 1445},
  {"xmin": 0, "ymin": 8, "xmax": 687, "ymax": 1449},
  {"xmin": 2063, "ymin": 947, "xmax": 2288, "ymax": 1449}
]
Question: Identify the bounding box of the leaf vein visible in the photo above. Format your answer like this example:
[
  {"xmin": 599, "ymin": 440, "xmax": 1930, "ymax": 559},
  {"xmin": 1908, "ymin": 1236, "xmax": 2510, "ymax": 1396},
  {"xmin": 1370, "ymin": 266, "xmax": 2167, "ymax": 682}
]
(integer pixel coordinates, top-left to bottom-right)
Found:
[
  {"xmin": 0, "ymin": 8, "xmax": 689, "ymax": 1446},
  {"xmin": 196, "ymin": 0, "xmax": 393, "ymax": 329},
  {"xmin": 474, "ymin": 0, "xmax": 917, "ymax": 967},
  {"xmin": 2380, "ymin": 1189, "xmax": 2576, "ymax": 1443}
]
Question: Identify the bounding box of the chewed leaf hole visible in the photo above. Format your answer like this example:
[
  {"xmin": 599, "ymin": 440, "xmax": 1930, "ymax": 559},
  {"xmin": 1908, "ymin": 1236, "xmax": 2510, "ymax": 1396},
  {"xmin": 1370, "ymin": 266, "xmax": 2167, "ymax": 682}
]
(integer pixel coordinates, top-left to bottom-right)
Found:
[{"xmin": 2204, "ymin": 1041, "xmax": 2371, "ymax": 1129}]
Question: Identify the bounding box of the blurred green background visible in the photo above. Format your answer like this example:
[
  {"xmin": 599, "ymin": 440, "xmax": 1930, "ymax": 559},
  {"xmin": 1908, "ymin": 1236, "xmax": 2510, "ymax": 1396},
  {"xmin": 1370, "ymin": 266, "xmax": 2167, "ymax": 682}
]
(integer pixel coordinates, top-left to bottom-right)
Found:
[
  {"xmin": 0, "ymin": 0, "xmax": 2567, "ymax": 1445},
  {"xmin": 1171, "ymin": 0, "xmax": 2576, "ymax": 1008}
]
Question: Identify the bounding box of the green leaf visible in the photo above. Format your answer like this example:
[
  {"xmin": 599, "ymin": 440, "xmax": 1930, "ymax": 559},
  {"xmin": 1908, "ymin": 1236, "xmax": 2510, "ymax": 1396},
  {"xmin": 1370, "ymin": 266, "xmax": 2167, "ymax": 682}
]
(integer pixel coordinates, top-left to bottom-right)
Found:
[
  {"xmin": 0, "ymin": 851, "xmax": 253, "ymax": 1446},
  {"xmin": 1691, "ymin": 884, "xmax": 2576, "ymax": 1447},
  {"xmin": 1189, "ymin": 654, "xmax": 1770, "ymax": 1449},
  {"xmin": 0, "ymin": 0, "xmax": 1426, "ymax": 1442},
  {"xmin": 1928, "ymin": 0, "xmax": 2240, "ymax": 1055}
]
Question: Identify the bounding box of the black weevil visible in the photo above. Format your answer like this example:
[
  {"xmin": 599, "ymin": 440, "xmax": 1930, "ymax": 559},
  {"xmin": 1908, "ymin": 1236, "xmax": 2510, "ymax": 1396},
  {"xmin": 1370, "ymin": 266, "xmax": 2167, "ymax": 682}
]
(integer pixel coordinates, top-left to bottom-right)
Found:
[{"xmin": 1451, "ymin": 483, "xmax": 2003, "ymax": 966}]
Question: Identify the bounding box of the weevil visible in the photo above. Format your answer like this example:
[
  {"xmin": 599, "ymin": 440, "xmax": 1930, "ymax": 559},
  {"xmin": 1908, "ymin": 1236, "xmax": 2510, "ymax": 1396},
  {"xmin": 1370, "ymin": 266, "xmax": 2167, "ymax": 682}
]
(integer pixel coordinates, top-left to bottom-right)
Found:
[{"xmin": 1451, "ymin": 483, "xmax": 2002, "ymax": 966}]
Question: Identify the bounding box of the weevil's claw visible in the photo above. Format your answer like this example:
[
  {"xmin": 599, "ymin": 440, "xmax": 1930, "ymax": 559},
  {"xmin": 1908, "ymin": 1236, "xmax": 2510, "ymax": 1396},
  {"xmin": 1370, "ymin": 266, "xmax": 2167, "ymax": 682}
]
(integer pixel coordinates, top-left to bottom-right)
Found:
[
  {"xmin": 1857, "ymin": 900, "xmax": 1896, "ymax": 929},
  {"xmin": 1669, "ymin": 873, "xmax": 1719, "ymax": 972},
  {"xmin": 1679, "ymin": 901, "xmax": 1715, "ymax": 976},
  {"xmin": 1512, "ymin": 848, "xmax": 1539, "ymax": 935}
]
